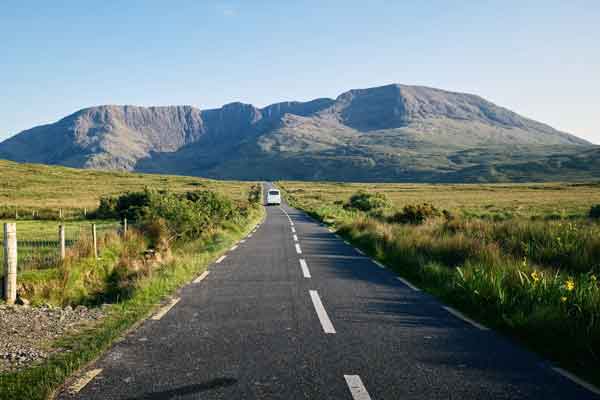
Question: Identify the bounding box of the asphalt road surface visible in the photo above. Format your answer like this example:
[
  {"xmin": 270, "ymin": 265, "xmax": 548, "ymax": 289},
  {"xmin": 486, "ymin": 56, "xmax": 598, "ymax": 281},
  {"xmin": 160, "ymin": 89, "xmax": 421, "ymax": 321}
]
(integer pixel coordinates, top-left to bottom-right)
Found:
[{"xmin": 58, "ymin": 183, "xmax": 599, "ymax": 399}]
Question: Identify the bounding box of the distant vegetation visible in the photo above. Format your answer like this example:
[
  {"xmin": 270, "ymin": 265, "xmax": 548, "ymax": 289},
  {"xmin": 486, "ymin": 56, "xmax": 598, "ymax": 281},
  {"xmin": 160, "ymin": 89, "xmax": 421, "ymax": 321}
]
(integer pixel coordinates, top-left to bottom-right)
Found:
[{"xmin": 280, "ymin": 180, "xmax": 600, "ymax": 387}]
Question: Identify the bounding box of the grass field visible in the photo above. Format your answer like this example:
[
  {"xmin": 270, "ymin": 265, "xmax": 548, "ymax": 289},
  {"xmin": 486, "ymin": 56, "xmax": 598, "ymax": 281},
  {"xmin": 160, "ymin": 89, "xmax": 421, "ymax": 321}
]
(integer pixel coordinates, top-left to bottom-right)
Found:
[
  {"xmin": 280, "ymin": 181, "xmax": 600, "ymax": 219},
  {"xmin": 0, "ymin": 160, "xmax": 252, "ymax": 213},
  {"xmin": 279, "ymin": 180, "xmax": 600, "ymax": 387}
]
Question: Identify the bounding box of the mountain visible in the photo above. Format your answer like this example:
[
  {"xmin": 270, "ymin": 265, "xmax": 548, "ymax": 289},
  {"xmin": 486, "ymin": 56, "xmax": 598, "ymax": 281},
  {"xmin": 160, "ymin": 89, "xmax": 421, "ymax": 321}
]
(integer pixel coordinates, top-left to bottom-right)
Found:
[{"xmin": 0, "ymin": 84, "xmax": 596, "ymax": 182}]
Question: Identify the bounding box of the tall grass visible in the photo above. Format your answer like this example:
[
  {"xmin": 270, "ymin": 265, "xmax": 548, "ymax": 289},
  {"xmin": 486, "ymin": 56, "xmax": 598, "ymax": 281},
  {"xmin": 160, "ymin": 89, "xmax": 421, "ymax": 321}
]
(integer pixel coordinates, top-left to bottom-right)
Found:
[{"xmin": 286, "ymin": 192, "xmax": 600, "ymax": 386}]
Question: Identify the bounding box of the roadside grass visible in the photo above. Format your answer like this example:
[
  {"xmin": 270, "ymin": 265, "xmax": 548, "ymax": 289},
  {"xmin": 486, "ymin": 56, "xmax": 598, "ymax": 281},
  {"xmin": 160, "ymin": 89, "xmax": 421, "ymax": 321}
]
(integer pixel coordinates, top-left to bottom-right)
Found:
[
  {"xmin": 279, "ymin": 181, "xmax": 600, "ymax": 388},
  {"xmin": 0, "ymin": 205, "xmax": 264, "ymax": 400}
]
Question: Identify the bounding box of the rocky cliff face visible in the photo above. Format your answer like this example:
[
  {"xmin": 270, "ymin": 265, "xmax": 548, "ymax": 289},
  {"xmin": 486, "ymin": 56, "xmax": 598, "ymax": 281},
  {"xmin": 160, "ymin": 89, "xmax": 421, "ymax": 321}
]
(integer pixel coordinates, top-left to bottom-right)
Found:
[{"xmin": 0, "ymin": 84, "xmax": 592, "ymax": 181}]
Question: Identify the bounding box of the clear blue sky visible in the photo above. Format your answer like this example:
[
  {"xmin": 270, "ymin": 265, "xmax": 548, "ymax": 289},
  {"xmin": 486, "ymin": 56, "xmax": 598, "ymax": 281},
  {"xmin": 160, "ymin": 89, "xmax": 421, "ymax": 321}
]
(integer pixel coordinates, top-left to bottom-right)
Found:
[{"xmin": 1, "ymin": 0, "xmax": 598, "ymax": 143}]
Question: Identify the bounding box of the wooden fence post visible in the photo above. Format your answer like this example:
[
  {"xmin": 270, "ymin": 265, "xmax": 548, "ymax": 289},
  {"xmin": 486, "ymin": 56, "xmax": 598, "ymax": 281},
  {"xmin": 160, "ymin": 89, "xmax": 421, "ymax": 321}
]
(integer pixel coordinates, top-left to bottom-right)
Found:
[
  {"xmin": 3, "ymin": 223, "xmax": 17, "ymax": 304},
  {"xmin": 91, "ymin": 224, "xmax": 98, "ymax": 259},
  {"xmin": 59, "ymin": 224, "xmax": 66, "ymax": 260}
]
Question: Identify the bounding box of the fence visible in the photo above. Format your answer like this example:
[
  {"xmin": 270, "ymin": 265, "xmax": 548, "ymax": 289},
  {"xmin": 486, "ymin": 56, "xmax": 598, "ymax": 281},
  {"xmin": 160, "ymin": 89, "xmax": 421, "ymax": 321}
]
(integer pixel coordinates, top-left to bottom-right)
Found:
[{"xmin": 0, "ymin": 220, "xmax": 122, "ymax": 274}]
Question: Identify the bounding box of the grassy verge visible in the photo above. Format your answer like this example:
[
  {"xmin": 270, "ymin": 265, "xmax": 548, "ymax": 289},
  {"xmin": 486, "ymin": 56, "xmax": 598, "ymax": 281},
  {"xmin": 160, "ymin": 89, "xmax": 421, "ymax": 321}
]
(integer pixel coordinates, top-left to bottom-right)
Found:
[
  {"xmin": 280, "ymin": 184, "xmax": 600, "ymax": 389},
  {"xmin": 0, "ymin": 206, "xmax": 264, "ymax": 400}
]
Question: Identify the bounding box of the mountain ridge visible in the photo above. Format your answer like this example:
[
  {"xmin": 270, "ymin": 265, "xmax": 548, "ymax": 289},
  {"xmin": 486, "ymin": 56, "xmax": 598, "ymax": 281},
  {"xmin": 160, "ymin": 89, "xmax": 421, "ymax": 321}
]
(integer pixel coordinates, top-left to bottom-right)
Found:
[{"xmin": 0, "ymin": 83, "xmax": 595, "ymax": 182}]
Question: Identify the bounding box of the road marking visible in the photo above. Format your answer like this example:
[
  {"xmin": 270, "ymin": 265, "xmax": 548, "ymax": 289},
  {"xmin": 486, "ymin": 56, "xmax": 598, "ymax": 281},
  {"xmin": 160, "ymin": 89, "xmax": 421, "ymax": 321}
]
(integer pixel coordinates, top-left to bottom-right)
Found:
[
  {"xmin": 344, "ymin": 241, "xmax": 351, "ymax": 245},
  {"xmin": 306, "ymin": 254, "xmax": 369, "ymax": 260},
  {"xmin": 193, "ymin": 270, "xmax": 210, "ymax": 284},
  {"xmin": 309, "ymin": 290, "xmax": 336, "ymax": 334},
  {"xmin": 355, "ymin": 248, "xmax": 365, "ymax": 255},
  {"xmin": 372, "ymin": 260, "xmax": 386, "ymax": 269},
  {"xmin": 240, "ymin": 239, "xmax": 246, "ymax": 243},
  {"xmin": 293, "ymin": 234, "xmax": 299, "ymax": 242},
  {"xmin": 216, "ymin": 255, "xmax": 226, "ymax": 264},
  {"xmin": 291, "ymin": 227, "xmax": 296, "ymax": 233},
  {"xmin": 152, "ymin": 298, "xmax": 181, "ymax": 320},
  {"xmin": 247, "ymin": 234, "xmax": 253, "ymax": 238},
  {"xmin": 295, "ymin": 243, "xmax": 302, "ymax": 254},
  {"xmin": 230, "ymin": 245, "xmax": 238, "ymax": 251},
  {"xmin": 552, "ymin": 367, "xmax": 600, "ymax": 395},
  {"xmin": 69, "ymin": 368, "xmax": 103, "ymax": 394},
  {"xmin": 328, "ymin": 228, "xmax": 335, "ymax": 233},
  {"xmin": 299, "ymin": 259, "xmax": 311, "ymax": 278},
  {"xmin": 344, "ymin": 375, "xmax": 372, "ymax": 400},
  {"xmin": 442, "ymin": 306, "xmax": 489, "ymax": 331},
  {"xmin": 396, "ymin": 276, "xmax": 421, "ymax": 291}
]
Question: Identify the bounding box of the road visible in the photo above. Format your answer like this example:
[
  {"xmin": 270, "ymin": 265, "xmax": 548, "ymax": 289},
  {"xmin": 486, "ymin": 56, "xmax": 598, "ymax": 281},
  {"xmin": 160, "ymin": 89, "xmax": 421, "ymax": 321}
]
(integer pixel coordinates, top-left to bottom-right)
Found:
[{"xmin": 59, "ymin": 183, "xmax": 599, "ymax": 399}]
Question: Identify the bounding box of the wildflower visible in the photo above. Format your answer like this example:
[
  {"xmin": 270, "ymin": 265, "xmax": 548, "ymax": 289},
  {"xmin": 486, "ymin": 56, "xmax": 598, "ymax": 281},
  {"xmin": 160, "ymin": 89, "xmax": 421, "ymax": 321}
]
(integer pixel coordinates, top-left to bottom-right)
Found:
[
  {"xmin": 591, "ymin": 274, "xmax": 597, "ymax": 283},
  {"xmin": 560, "ymin": 296, "xmax": 567, "ymax": 303},
  {"xmin": 531, "ymin": 270, "xmax": 541, "ymax": 283},
  {"xmin": 565, "ymin": 278, "xmax": 575, "ymax": 292}
]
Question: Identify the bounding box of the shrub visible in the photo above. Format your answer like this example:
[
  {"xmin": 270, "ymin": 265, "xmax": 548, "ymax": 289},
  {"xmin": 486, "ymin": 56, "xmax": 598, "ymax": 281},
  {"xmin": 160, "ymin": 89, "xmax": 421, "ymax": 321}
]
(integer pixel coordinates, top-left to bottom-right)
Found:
[
  {"xmin": 590, "ymin": 205, "xmax": 600, "ymax": 220},
  {"xmin": 390, "ymin": 203, "xmax": 441, "ymax": 224},
  {"xmin": 344, "ymin": 191, "xmax": 391, "ymax": 212}
]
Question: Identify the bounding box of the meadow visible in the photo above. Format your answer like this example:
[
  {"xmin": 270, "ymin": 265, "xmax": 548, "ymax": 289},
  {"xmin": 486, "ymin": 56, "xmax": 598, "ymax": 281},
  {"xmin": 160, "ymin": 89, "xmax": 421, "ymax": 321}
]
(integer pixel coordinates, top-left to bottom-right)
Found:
[{"xmin": 279, "ymin": 180, "xmax": 600, "ymax": 387}]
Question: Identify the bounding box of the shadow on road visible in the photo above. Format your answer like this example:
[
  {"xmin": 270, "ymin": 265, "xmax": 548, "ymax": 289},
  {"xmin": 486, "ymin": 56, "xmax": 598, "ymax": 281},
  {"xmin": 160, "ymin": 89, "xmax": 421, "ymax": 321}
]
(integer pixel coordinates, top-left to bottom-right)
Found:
[{"xmin": 125, "ymin": 377, "xmax": 237, "ymax": 399}]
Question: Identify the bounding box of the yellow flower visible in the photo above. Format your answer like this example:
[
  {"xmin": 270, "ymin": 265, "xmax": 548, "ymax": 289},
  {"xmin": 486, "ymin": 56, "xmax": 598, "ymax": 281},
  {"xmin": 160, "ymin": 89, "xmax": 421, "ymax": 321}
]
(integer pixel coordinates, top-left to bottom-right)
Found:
[
  {"xmin": 560, "ymin": 296, "xmax": 568, "ymax": 303},
  {"xmin": 531, "ymin": 270, "xmax": 541, "ymax": 282},
  {"xmin": 565, "ymin": 278, "xmax": 575, "ymax": 292}
]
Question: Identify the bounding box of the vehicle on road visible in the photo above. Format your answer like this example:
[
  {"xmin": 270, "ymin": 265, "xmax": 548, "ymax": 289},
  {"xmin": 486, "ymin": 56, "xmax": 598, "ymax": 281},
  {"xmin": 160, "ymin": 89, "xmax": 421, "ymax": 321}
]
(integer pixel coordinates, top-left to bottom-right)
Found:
[{"xmin": 266, "ymin": 189, "xmax": 282, "ymax": 205}]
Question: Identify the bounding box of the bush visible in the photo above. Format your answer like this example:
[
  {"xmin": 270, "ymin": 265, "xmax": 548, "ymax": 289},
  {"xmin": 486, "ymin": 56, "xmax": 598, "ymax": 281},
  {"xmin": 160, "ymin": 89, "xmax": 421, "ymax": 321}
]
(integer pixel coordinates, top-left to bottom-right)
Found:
[
  {"xmin": 590, "ymin": 205, "xmax": 600, "ymax": 220},
  {"xmin": 389, "ymin": 203, "xmax": 441, "ymax": 224},
  {"xmin": 344, "ymin": 191, "xmax": 391, "ymax": 212}
]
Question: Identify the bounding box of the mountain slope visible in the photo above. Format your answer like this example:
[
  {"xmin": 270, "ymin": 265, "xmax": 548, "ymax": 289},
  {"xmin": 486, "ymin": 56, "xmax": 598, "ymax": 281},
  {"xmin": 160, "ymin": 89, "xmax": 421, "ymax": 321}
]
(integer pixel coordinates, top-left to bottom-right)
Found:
[{"xmin": 0, "ymin": 84, "xmax": 594, "ymax": 182}]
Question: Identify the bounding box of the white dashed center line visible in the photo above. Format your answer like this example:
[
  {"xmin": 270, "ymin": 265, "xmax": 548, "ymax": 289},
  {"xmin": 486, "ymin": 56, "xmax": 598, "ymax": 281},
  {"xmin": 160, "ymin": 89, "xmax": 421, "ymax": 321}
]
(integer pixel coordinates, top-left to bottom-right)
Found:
[
  {"xmin": 291, "ymin": 227, "xmax": 296, "ymax": 233},
  {"xmin": 309, "ymin": 290, "xmax": 336, "ymax": 334},
  {"xmin": 299, "ymin": 259, "xmax": 311, "ymax": 278},
  {"xmin": 442, "ymin": 306, "xmax": 489, "ymax": 331},
  {"xmin": 344, "ymin": 375, "xmax": 372, "ymax": 400},
  {"xmin": 293, "ymin": 234, "xmax": 298, "ymax": 242},
  {"xmin": 295, "ymin": 243, "xmax": 302, "ymax": 254}
]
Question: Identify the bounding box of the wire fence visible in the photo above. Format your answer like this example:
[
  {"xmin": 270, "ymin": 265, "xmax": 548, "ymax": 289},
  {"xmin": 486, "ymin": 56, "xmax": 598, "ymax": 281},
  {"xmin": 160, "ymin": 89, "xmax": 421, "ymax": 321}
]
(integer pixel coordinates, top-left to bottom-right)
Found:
[{"xmin": 0, "ymin": 221, "xmax": 122, "ymax": 274}]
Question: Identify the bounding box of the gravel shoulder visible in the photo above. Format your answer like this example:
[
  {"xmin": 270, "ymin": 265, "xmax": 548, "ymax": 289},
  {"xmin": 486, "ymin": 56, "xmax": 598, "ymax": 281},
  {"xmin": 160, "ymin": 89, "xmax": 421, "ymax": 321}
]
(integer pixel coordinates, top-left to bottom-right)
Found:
[{"xmin": 0, "ymin": 304, "xmax": 105, "ymax": 372}]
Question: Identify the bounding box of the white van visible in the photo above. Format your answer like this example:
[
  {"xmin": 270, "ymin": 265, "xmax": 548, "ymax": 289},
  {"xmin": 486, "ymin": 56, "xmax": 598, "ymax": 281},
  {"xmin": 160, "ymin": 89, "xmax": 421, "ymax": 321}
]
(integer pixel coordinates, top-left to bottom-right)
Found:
[{"xmin": 266, "ymin": 189, "xmax": 282, "ymax": 205}]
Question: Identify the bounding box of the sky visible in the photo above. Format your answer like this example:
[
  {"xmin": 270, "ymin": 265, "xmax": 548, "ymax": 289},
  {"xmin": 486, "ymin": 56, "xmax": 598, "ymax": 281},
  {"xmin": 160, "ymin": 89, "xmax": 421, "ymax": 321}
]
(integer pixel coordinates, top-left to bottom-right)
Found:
[{"xmin": 1, "ymin": 0, "xmax": 599, "ymax": 143}]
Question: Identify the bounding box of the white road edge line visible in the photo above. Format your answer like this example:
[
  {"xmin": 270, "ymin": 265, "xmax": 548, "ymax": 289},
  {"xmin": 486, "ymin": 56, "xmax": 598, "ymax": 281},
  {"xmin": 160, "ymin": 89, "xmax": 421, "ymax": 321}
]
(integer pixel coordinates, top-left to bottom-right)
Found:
[
  {"xmin": 230, "ymin": 245, "xmax": 238, "ymax": 251},
  {"xmin": 299, "ymin": 259, "xmax": 311, "ymax": 278},
  {"xmin": 344, "ymin": 375, "xmax": 372, "ymax": 400},
  {"xmin": 309, "ymin": 290, "xmax": 336, "ymax": 334},
  {"xmin": 295, "ymin": 243, "xmax": 302, "ymax": 254},
  {"xmin": 396, "ymin": 276, "xmax": 421, "ymax": 292},
  {"xmin": 152, "ymin": 297, "xmax": 181, "ymax": 320},
  {"xmin": 442, "ymin": 306, "xmax": 489, "ymax": 331},
  {"xmin": 247, "ymin": 234, "xmax": 253, "ymax": 238},
  {"xmin": 372, "ymin": 260, "xmax": 386, "ymax": 269},
  {"xmin": 552, "ymin": 367, "xmax": 600, "ymax": 395},
  {"xmin": 240, "ymin": 239, "xmax": 246, "ymax": 243},
  {"xmin": 293, "ymin": 234, "xmax": 299, "ymax": 242},
  {"xmin": 355, "ymin": 248, "xmax": 365, "ymax": 255},
  {"xmin": 216, "ymin": 255, "xmax": 226, "ymax": 264},
  {"xmin": 344, "ymin": 241, "xmax": 350, "ymax": 245},
  {"xmin": 69, "ymin": 368, "xmax": 103, "ymax": 394},
  {"xmin": 193, "ymin": 270, "xmax": 210, "ymax": 284}
]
